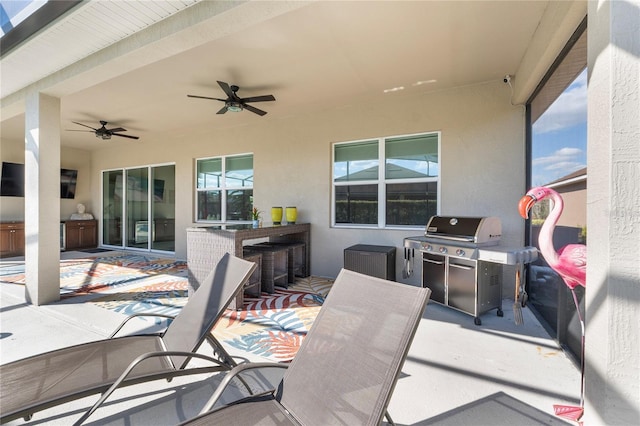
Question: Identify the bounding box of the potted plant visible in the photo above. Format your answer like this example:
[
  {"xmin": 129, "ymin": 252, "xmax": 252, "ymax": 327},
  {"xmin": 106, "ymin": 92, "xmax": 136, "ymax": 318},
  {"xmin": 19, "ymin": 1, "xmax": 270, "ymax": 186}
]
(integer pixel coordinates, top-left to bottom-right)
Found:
[{"xmin": 251, "ymin": 207, "xmax": 261, "ymax": 228}]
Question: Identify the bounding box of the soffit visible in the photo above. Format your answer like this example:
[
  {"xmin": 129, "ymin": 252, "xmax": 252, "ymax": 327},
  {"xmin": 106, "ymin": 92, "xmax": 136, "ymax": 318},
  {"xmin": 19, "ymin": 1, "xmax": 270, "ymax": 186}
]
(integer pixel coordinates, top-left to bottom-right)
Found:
[
  {"xmin": 1, "ymin": 1, "xmax": 552, "ymax": 151},
  {"xmin": 1, "ymin": 0, "xmax": 200, "ymax": 99}
]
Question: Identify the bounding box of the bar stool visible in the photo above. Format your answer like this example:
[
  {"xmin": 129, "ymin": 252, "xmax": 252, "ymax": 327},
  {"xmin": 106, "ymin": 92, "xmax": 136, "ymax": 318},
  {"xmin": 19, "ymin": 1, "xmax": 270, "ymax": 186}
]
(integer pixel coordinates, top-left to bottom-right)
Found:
[
  {"xmin": 244, "ymin": 245, "xmax": 289, "ymax": 293},
  {"xmin": 231, "ymin": 252, "xmax": 262, "ymax": 310},
  {"xmin": 256, "ymin": 242, "xmax": 306, "ymax": 284}
]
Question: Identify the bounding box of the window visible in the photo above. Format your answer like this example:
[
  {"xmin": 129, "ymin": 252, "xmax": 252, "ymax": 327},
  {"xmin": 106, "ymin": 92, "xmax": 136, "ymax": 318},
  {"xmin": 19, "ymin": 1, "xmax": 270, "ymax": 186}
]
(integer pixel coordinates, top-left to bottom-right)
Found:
[
  {"xmin": 526, "ymin": 19, "xmax": 586, "ymax": 362},
  {"xmin": 196, "ymin": 154, "xmax": 253, "ymax": 222},
  {"xmin": 332, "ymin": 132, "xmax": 439, "ymax": 228}
]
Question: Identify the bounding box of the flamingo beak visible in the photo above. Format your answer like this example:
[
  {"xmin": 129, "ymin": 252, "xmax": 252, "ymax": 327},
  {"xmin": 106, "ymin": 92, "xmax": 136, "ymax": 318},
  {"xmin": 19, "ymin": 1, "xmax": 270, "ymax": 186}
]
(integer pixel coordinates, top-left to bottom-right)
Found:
[{"xmin": 518, "ymin": 194, "xmax": 536, "ymax": 219}]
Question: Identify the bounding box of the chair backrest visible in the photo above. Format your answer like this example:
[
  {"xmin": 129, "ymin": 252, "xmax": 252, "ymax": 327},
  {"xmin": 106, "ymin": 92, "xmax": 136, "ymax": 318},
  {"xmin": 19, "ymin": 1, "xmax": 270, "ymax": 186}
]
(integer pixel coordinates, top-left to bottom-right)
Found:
[
  {"xmin": 162, "ymin": 253, "xmax": 256, "ymax": 368},
  {"xmin": 276, "ymin": 269, "xmax": 431, "ymax": 426}
]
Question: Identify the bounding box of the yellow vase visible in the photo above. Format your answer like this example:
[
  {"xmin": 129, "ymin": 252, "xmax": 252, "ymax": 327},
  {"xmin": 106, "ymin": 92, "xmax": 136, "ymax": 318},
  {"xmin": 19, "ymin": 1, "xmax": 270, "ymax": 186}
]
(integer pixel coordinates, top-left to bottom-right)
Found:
[
  {"xmin": 285, "ymin": 207, "xmax": 297, "ymax": 224},
  {"xmin": 271, "ymin": 207, "xmax": 283, "ymax": 225}
]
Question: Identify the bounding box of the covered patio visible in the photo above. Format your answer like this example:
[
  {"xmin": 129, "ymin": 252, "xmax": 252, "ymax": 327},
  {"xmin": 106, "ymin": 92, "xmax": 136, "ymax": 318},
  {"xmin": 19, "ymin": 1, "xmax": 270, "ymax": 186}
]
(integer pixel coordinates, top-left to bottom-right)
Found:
[
  {"xmin": 1, "ymin": 1, "xmax": 638, "ymax": 424},
  {"xmin": 1, "ymin": 249, "xmax": 578, "ymax": 425}
]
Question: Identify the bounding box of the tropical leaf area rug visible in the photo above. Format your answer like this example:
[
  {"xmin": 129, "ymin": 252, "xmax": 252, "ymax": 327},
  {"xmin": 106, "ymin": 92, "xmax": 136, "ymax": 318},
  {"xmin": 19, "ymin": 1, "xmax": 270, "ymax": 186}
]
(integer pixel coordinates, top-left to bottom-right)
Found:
[{"xmin": 0, "ymin": 253, "xmax": 333, "ymax": 362}]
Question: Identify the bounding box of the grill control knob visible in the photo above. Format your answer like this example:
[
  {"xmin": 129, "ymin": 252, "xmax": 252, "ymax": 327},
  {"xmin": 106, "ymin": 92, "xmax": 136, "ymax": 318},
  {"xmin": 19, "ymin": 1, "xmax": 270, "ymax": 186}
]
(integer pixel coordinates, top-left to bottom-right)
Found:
[
  {"xmin": 423, "ymin": 243, "xmax": 432, "ymax": 251},
  {"xmin": 439, "ymin": 246, "xmax": 447, "ymax": 254},
  {"xmin": 456, "ymin": 249, "xmax": 465, "ymax": 257}
]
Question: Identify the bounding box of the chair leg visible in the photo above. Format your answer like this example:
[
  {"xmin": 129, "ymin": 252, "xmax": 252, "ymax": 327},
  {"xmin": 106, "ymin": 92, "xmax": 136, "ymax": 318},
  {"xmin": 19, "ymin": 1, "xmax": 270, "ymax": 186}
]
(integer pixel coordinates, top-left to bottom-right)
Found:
[
  {"xmin": 384, "ymin": 410, "xmax": 396, "ymax": 426},
  {"xmin": 205, "ymin": 334, "xmax": 237, "ymax": 367}
]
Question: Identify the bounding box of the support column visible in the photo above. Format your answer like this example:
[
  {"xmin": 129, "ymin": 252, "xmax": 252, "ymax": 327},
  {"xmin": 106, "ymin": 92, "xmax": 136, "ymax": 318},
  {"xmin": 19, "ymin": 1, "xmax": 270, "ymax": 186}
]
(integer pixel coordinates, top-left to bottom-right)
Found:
[
  {"xmin": 24, "ymin": 92, "xmax": 61, "ymax": 305},
  {"xmin": 585, "ymin": 0, "xmax": 640, "ymax": 424}
]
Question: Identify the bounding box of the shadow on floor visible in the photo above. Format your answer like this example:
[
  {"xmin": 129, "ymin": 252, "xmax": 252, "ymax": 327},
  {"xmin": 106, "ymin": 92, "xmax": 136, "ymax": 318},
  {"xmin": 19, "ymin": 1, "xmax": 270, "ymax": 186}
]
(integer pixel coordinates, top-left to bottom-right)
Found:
[{"xmin": 406, "ymin": 392, "xmax": 571, "ymax": 426}]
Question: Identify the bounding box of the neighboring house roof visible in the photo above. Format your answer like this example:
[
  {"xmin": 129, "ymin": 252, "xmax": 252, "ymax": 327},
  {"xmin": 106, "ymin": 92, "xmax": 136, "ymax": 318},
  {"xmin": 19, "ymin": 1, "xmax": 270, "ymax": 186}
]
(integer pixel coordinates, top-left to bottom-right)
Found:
[
  {"xmin": 335, "ymin": 164, "xmax": 432, "ymax": 182},
  {"xmin": 544, "ymin": 167, "xmax": 587, "ymax": 189}
]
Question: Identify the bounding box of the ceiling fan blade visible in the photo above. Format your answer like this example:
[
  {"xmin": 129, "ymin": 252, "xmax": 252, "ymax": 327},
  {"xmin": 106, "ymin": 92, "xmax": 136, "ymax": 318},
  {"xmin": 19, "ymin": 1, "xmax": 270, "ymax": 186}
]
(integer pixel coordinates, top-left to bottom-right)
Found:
[
  {"xmin": 111, "ymin": 133, "xmax": 140, "ymax": 140},
  {"xmin": 107, "ymin": 127, "xmax": 127, "ymax": 133},
  {"xmin": 67, "ymin": 129, "xmax": 95, "ymax": 133},
  {"xmin": 187, "ymin": 94, "xmax": 226, "ymax": 102},
  {"xmin": 72, "ymin": 121, "xmax": 98, "ymax": 130},
  {"xmin": 216, "ymin": 106, "xmax": 228, "ymax": 114},
  {"xmin": 243, "ymin": 104, "xmax": 267, "ymax": 116},
  {"xmin": 217, "ymin": 81, "xmax": 236, "ymax": 99},
  {"xmin": 241, "ymin": 95, "xmax": 275, "ymax": 103}
]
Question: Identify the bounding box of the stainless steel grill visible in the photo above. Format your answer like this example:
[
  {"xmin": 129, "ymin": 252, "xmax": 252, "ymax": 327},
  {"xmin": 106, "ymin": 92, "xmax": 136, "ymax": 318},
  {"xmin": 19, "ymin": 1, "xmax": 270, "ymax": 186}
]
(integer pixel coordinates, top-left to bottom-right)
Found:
[
  {"xmin": 404, "ymin": 216, "xmax": 503, "ymax": 325},
  {"xmin": 404, "ymin": 215, "xmax": 538, "ymax": 325},
  {"xmin": 405, "ymin": 216, "xmax": 501, "ymax": 262}
]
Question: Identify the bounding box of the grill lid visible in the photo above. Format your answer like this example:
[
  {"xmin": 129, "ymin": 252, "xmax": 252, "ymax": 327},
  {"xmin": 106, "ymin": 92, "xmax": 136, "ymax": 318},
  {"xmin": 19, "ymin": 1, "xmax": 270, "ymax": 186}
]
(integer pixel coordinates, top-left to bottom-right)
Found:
[{"xmin": 425, "ymin": 216, "xmax": 501, "ymax": 244}]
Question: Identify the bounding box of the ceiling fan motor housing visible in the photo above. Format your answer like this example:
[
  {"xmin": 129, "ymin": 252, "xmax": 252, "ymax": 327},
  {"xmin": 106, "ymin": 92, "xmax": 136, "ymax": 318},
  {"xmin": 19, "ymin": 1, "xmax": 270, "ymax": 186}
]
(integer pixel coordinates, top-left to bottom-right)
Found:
[
  {"xmin": 227, "ymin": 102, "xmax": 243, "ymax": 112},
  {"xmin": 187, "ymin": 81, "xmax": 275, "ymax": 116}
]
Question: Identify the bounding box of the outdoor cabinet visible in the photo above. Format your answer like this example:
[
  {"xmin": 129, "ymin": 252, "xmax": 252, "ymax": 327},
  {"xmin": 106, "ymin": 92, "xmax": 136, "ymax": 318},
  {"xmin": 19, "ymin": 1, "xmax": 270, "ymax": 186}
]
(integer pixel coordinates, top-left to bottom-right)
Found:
[
  {"xmin": 344, "ymin": 244, "xmax": 396, "ymax": 281},
  {"xmin": 0, "ymin": 222, "xmax": 25, "ymax": 258},
  {"xmin": 64, "ymin": 220, "xmax": 98, "ymax": 250},
  {"xmin": 154, "ymin": 218, "xmax": 175, "ymax": 242}
]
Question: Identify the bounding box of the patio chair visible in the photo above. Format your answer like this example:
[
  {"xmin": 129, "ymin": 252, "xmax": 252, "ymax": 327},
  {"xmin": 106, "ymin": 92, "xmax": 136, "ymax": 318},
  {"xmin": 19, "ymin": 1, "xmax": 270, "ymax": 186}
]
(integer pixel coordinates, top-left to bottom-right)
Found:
[
  {"xmin": 180, "ymin": 268, "xmax": 432, "ymax": 426},
  {"xmin": 0, "ymin": 253, "xmax": 256, "ymax": 425}
]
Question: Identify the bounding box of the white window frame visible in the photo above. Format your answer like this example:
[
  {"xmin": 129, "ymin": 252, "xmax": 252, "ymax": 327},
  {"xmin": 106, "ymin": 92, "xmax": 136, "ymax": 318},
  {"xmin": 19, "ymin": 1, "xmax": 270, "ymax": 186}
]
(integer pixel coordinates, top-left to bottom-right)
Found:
[
  {"xmin": 331, "ymin": 131, "xmax": 441, "ymax": 230},
  {"xmin": 195, "ymin": 153, "xmax": 254, "ymax": 223}
]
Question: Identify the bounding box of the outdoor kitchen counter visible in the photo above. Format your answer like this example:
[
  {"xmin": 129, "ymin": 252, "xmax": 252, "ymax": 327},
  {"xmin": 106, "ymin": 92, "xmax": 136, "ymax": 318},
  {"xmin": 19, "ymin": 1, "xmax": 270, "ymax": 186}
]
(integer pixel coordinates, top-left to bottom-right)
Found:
[{"xmin": 186, "ymin": 223, "xmax": 310, "ymax": 294}]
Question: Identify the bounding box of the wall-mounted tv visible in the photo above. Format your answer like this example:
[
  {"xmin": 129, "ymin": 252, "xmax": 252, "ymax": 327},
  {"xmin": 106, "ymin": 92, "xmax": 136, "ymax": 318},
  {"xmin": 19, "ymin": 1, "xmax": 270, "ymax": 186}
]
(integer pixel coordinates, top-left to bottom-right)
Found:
[
  {"xmin": 0, "ymin": 162, "xmax": 25, "ymax": 197},
  {"xmin": 60, "ymin": 168, "xmax": 78, "ymax": 199},
  {"xmin": 0, "ymin": 162, "xmax": 79, "ymax": 199}
]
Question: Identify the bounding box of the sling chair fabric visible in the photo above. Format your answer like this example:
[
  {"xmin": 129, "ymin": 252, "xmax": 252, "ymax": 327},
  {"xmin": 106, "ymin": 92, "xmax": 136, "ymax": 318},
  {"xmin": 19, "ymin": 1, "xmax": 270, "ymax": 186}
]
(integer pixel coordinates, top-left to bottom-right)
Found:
[
  {"xmin": 0, "ymin": 253, "xmax": 256, "ymax": 424},
  {"xmin": 181, "ymin": 268, "xmax": 432, "ymax": 426}
]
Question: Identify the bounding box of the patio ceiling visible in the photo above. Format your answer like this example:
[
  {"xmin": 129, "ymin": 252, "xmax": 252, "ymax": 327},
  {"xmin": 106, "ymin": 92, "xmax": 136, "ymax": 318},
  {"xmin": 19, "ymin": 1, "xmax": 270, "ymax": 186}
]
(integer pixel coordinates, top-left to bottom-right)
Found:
[{"xmin": 0, "ymin": 0, "xmax": 551, "ymax": 151}]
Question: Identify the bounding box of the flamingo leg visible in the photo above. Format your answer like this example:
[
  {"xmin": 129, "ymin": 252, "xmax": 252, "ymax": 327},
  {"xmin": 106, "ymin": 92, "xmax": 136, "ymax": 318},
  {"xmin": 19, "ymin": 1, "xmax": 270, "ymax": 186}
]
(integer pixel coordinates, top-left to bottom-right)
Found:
[
  {"xmin": 553, "ymin": 288, "xmax": 586, "ymax": 424},
  {"xmin": 571, "ymin": 287, "xmax": 586, "ymax": 408}
]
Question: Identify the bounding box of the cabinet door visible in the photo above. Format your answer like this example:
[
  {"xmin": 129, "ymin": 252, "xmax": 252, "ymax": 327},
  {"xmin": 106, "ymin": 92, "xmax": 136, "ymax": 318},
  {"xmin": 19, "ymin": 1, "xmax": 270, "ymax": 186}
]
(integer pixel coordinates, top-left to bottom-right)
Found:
[
  {"xmin": 13, "ymin": 227, "xmax": 25, "ymax": 253},
  {"xmin": 81, "ymin": 222, "xmax": 97, "ymax": 247},
  {"xmin": 1, "ymin": 224, "xmax": 25, "ymax": 257},
  {"xmin": 448, "ymin": 259, "xmax": 477, "ymax": 315},
  {"xmin": 65, "ymin": 223, "xmax": 81, "ymax": 250},
  {"xmin": 154, "ymin": 219, "xmax": 175, "ymax": 242},
  {"xmin": 422, "ymin": 253, "xmax": 446, "ymax": 304},
  {"xmin": 0, "ymin": 227, "xmax": 12, "ymax": 256},
  {"xmin": 65, "ymin": 221, "xmax": 97, "ymax": 249}
]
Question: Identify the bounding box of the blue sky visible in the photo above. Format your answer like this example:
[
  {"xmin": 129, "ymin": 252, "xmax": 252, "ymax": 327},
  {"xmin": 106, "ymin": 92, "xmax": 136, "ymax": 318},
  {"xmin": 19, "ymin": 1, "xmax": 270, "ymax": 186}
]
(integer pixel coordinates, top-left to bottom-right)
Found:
[
  {"xmin": 531, "ymin": 68, "xmax": 587, "ymax": 186},
  {"xmin": 0, "ymin": 0, "xmax": 46, "ymax": 37}
]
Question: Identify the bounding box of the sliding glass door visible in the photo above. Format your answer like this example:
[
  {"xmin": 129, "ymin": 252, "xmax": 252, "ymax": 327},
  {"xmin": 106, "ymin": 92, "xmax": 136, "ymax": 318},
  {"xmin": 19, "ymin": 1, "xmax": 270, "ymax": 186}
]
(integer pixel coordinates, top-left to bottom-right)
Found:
[
  {"xmin": 102, "ymin": 170, "xmax": 123, "ymax": 246},
  {"xmin": 102, "ymin": 164, "xmax": 175, "ymax": 253},
  {"xmin": 151, "ymin": 165, "xmax": 175, "ymax": 251},
  {"xmin": 126, "ymin": 167, "xmax": 149, "ymax": 249}
]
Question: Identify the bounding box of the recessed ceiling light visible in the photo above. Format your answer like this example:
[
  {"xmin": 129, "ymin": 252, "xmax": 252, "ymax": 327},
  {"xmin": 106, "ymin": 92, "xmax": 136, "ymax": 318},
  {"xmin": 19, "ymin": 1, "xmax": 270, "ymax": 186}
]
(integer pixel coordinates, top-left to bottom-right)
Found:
[
  {"xmin": 383, "ymin": 86, "xmax": 405, "ymax": 93},
  {"xmin": 412, "ymin": 80, "xmax": 437, "ymax": 86}
]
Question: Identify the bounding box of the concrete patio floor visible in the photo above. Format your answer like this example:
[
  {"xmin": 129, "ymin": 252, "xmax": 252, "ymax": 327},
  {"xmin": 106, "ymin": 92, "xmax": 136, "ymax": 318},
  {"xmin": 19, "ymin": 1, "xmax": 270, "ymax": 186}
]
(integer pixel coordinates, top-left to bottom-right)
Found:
[{"xmin": 0, "ymin": 252, "xmax": 579, "ymax": 425}]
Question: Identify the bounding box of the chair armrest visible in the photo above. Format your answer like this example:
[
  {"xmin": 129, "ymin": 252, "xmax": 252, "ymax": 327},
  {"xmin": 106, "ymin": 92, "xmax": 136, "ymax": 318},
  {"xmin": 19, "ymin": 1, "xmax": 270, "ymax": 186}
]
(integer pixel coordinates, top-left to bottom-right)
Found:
[
  {"xmin": 73, "ymin": 350, "xmax": 230, "ymax": 426},
  {"xmin": 109, "ymin": 313, "xmax": 176, "ymax": 338},
  {"xmin": 200, "ymin": 362, "xmax": 289, "ymax": 414}
]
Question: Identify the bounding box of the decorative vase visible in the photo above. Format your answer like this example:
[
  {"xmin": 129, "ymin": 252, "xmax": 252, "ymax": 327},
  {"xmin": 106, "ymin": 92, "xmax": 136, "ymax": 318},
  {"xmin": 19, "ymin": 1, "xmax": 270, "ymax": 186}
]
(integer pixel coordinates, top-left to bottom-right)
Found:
[
  {"xmin": 271, "ymin": 207, "xmax": 283, "ymax": 225},
  {"xmin": 285, "ymin": 206, "xmax": 297, "ymax": 224},
  {"xmin": 252, "ymin": 219, "xmax": 260, "ymax": 228}
]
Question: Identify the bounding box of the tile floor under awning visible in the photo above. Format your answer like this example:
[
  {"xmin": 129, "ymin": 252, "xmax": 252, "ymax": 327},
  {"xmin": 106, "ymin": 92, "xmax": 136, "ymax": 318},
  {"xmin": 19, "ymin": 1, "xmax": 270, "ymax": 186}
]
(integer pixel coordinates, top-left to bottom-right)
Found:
[{"xmin": 0, "ymin": 252, "xmax": 578, "ymax": 425}]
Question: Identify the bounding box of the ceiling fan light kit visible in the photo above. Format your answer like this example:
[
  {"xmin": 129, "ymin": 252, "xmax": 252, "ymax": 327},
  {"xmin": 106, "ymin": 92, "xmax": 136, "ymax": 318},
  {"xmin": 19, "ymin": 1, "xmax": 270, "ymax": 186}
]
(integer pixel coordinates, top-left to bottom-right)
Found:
[
  {"xmin": 69, "ymin": 120, "xmax": 139, "ymax": 141},
  {"xmin": 69, "ymin": 81, "xmax": 275, "ymax": 141},
  {"xmin": 188, "ymin": 80, "xmax": 275, "ymax": 116}
]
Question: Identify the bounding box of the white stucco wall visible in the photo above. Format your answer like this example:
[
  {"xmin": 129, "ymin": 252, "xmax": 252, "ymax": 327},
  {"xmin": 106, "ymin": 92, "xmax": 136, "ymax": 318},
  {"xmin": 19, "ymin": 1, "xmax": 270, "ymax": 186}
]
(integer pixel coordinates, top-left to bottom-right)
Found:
[
  {"xmin": 585, "ymin": 0, "xmax": 640, "ymax": 424},
  {"xmin": 0, "ymin": 141, "xmax": 92, "ymax": 221},
  {"xmin": 88, "ymin": 80, "xmax": 525, "ymax": 280}
]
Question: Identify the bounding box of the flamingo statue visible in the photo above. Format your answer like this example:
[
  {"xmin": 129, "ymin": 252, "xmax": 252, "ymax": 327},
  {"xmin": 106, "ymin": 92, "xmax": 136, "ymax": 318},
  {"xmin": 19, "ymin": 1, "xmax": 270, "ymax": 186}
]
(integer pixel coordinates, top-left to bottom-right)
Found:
[{"xmin": 518, "ymin": 186, "xmax": 586, "ymax": 424}]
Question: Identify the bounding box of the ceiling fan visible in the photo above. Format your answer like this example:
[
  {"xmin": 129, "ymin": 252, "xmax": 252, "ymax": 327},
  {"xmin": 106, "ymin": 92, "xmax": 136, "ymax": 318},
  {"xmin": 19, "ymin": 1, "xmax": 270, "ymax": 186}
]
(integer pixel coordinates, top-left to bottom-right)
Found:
[
  {"xmin": 187, "ymin": 81, "xmax": 276, "ymax": 116},
  {"xmin": 69, "ymin": 121, "xmax": 139, "ymax": 140}
]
